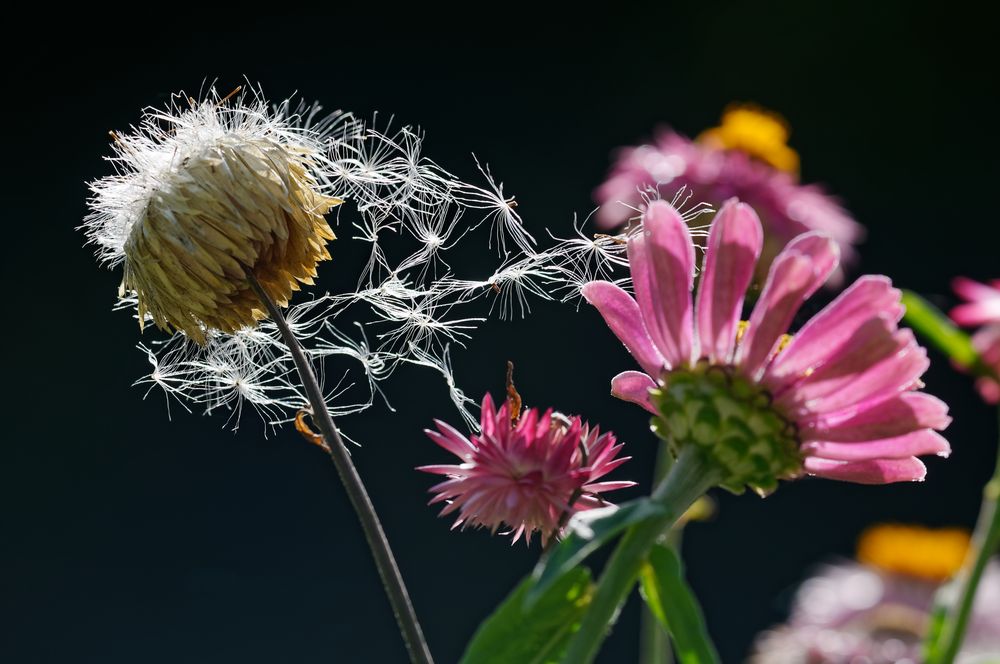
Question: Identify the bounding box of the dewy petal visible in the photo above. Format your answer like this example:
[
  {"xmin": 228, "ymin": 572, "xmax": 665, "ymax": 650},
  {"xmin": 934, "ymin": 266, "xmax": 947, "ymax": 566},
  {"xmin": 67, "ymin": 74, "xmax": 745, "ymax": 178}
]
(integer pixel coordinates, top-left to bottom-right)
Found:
[
  {"xmin": 610, "ymin": 371, "xmax": 658, "ymax": 413},
  {"xmin": 582, "ymin": 281, "xmax": 665, "ymax": 376},
  {"xmin": 695, "ymin": 199, "xmax": 763, "ymax": 362},
  {"xmin": 803, "ymin": 457, "xmax": 927, "ymax": 484},
  {"xmin": 766, "ymin": 276, "xmax": 903, "ymax": 390},
  {"xmin": 802, "ymin": 430, "xmax": 951, "ymax": 461},
  {"xmin": 801, "ymin": 392, "xmax": 951, "ymax": 442},
  {"xmin": 628, "ymin": 201, "xmax": 696, "ymax": 368}
]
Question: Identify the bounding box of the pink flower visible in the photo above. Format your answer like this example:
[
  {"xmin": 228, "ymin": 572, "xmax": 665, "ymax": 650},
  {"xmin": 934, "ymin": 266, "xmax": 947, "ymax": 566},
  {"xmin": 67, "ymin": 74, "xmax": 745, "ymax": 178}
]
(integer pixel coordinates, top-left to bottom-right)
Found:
[
  {"xmin": 418, "ymin": 394, "xmax": 634, "ymax": 544},
  {"xmin": 594, "ymin": 129, "xmax": 864, "ymax": 285},
  {"xmin": 750, "ymin": 559, "xmax": 1000, "ymax": 663},
  {"xmin": 951, "ymin": 277, "xmax": 1000, "ymax": 403},
  {"xmin": 582, "ymin": 199, "xmax": 950, "ymax": 492}
]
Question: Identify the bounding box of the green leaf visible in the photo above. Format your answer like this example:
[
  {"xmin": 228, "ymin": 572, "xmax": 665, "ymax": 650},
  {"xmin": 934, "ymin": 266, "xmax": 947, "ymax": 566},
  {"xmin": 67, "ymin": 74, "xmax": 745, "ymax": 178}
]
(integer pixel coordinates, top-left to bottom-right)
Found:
[
  {"xmin": 527, "ymin": 498, "xmax": 666, "ymax": 606},
  {"xmin": 638, "ymin": 544, "xmax": 719, "ymax": 664},
  {"xmin": 901, "ymin": 290, "xmax": 980, "ymax": 370},
  {"xmin": 460, "ymin": 568, "xmax": 593, "ymax": 664}
]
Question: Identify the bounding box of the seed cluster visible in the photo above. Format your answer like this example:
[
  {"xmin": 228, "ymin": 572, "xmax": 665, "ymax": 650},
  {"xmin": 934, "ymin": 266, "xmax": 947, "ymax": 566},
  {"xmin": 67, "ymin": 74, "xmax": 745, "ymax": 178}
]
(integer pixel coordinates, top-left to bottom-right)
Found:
[
  {"xmin": 650, "ymin": 362, "xmax": 802, "ymax": 495},
  {"xmin": 123, "ymin": 137, "xmax": 339, "ymax": 343}
]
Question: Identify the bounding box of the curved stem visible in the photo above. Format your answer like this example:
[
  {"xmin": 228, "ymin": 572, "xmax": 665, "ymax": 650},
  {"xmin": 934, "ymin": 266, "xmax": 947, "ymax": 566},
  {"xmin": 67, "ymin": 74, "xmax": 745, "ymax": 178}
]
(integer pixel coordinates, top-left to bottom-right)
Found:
[
  {"xmin": 930, "ymin": 407, "xmax": 1000, "ymax": 664},
  {"xmin": 639, "ymin": 446, "xmax": 676, "ymax": 664},
  {"xmin": 249, "ymin": 277, "xmax": 434, "ymax": 664},
  {"xmin": 562, "ymin": 447, "xmax": 720, "ymax": 664}
]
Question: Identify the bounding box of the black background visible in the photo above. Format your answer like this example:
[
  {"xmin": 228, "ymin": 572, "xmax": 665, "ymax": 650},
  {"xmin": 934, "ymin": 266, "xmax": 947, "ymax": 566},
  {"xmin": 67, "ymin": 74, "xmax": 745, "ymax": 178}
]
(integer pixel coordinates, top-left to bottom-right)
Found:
[{"xmin": 4, "ymin": 3, "xmax": 999, "ymax": 662}]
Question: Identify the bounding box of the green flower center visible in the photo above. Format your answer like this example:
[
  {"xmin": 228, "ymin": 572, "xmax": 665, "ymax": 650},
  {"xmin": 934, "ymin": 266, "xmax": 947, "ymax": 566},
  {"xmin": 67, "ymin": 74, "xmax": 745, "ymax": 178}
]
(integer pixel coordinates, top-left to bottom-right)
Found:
[{"xmin": 649, "ymin": 361, "xmax": 802, "ymax": 496}]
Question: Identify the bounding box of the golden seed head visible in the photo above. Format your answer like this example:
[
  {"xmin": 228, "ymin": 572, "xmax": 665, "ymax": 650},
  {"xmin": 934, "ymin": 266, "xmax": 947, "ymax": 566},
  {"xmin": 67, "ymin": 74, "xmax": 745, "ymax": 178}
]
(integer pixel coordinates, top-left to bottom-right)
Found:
[
  {"xmin": 123, "ymin": 134, "xmax": 338, "ymax": 343},
  {"xmin": 857, "ymin": 523, "xmax": 970, "ymax": 582},
  {"xmin": 85, "ymin": 88, "xmax": 349, "ymax": 344}
]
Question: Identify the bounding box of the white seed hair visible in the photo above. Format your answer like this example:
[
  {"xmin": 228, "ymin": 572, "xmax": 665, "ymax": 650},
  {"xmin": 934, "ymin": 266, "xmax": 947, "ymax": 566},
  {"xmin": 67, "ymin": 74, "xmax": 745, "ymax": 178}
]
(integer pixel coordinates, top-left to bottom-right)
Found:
[{"xmin": 92, "ymin": 85, "xmax": 711, "ymax": 433}]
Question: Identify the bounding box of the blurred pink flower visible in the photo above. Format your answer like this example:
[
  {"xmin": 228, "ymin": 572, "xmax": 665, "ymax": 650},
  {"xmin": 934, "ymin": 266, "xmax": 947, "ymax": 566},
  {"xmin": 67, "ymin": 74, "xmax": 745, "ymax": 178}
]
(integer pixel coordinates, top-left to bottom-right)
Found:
[
  {"xmin": 594, "ymin": 128, "xmax": 864, "ymax": 285},
  {"xmin": 951, "ymin": 277, "xmax": 1000, "ymax": 403},
  {"xmin": 418, "ymin": 394, "xmax": 634, "ymax": 545},
  {"xmin": 750, "ymin": 559, "xmax": 1000, "ymax": 663},
  {"xmin": 582, "ymin": 199, "xmax": 949, "ymax": 491}
]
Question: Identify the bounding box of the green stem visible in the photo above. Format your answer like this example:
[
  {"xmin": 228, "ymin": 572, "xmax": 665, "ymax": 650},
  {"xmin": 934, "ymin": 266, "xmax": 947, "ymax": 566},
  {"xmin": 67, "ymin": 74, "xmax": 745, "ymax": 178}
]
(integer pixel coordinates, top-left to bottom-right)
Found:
[
  {"xmin": 639, "ymin": 446, "xmax": 676, "ymax": 664},
  {"xmin": 249, "ymin": 277, "xmax": 434, "ymax": 664},
  {"xmin": 562, "ymin": 448, "xmax": 720, "ymax": 664},
  {"xmin": 930, "ymin": 407, "xmax": 1000, "ymax": 664}
]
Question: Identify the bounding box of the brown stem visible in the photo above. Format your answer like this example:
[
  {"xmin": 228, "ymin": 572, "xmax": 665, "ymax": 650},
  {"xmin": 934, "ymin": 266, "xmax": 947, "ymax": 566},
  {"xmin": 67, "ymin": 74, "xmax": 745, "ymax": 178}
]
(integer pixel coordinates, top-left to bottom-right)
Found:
[{"xmin": 248, "ymin": 276, "xmax": 434, "ymax": 664}]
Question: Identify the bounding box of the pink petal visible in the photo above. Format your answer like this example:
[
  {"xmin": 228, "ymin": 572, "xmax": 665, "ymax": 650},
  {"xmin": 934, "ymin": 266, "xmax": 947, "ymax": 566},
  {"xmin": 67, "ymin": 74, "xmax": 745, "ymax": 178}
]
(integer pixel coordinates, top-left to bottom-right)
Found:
[
  {"xmin": 953, "ymin": 276, "xmax": 1000, "ymax": 303},
  {"xmin": 628, "ymin": 201, "xmax": 695, "ymax": 368},
  {"xmin": 766, "ymin": 276, "xmax": 902, "ymax": 390},
  {"xmin": 802, "ymin": 392, "xmax": 951, "ymax": 442},
  {"xmin": 775, "ymin": 316, "xmax": 900, "ymax": 407},
  {"xmin": 417, "ymin": 464, "xmax": 466, "ymax": 476},
  {"xmin": 802, "ymin": 430, "xmax": 951, "ymax": 461},
  {"xmin": 737, "ymin": 253, "xmax": 814, "ymax": 376},
  {"xmin": 951, "ymin": 301, "xmax": 1000, "ymax": 327},
  {"xmin": 426, "ymin": 422, "xmax": 476, "ymax": 459},
  {"xmin": 792, "ymin": 332, "xmax": 929, "ymax": 415},
  {"xmin": 582, "ymin": 281, "xmax": 666, "ymax": 376},
  {"xmin": 582, "ymin": 481, "xmax": 637, "ymax": 493},
  {"xmin": 781, "ymin": 232, "xmax": 841, "ymax": 289},
  {"xmin": 610, "ymin": 370, "xmax": 658, "ymax": 414},
  {"xmin": 695, "ymin": 199, "xmax": 763, "ymax": 363},
  {"xmin": 739, "ymin": 233, "xmax": 840, "ymax": 376},
  {"xmin": 803, "ymin": 457, "xmax": 927, "ymax": 484}
]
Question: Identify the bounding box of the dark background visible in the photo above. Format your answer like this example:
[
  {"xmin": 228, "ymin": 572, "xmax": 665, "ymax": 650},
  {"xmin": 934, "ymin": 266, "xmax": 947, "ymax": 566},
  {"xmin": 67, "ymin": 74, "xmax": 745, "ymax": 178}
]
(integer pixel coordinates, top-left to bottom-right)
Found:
[{"xmin": 4, "ymin": 3, "xmax": 999, "ymax": 662}]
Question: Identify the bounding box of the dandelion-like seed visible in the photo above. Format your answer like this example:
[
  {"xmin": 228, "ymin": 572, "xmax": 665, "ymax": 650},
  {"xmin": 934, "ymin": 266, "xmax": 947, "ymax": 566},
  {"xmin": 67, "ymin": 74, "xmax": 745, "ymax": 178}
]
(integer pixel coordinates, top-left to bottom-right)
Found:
[
  {"xmin": 85, "ymin": 87, "xmax": 343, "ymax": 343},
  {"xmin": 583, "ymin": 198, "xmax": 950, "ymax": 494},
  {"xmin": 419, "ymin": 394, "xmax": 634, "ymax": 545}
]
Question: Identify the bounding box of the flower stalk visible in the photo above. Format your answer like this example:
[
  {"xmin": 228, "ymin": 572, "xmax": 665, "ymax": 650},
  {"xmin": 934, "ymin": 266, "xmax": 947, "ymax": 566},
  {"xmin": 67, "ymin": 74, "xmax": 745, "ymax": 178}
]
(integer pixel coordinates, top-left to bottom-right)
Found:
[
  {"xmin": 248, "ymin": 276, "xmax": 434, "ymax": 664},
  {"xmin": 561, "ymin": 447, "xmax": 721, "ymax": 664},
  {"xmin": 927, "ymin": 407, "xmax": 1000, "ymax": 664},
  {"xmin": 638, "ymin": 445, "xmax": 676, "ymax": 664}
]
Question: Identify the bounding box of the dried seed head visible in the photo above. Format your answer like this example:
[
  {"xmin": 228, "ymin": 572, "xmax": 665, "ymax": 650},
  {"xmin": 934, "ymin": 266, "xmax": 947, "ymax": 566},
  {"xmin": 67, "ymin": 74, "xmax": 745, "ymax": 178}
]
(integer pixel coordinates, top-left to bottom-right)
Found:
[
  {"xmin": 87, "ymin": 87, "xmax": 344, "ymax": 343},
  {"xmin": 124, "ymin": 135, "xmax": 339, "ymax": 342}
]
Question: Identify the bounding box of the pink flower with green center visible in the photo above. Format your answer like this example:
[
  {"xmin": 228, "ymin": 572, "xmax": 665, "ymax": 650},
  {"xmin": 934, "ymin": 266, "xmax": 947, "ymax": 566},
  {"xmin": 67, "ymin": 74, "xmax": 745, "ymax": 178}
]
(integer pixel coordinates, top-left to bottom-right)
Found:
[
  {"xmin": 950, "ymin": 277, "xmax": 1000, "ymax": 403},
  {"xmin": 582, "ymin": 198, "xmax": 950, "ymax": 494},
  {"xmin": 418, "ymin": 394, "xmax": 634, "ymax": 544}
]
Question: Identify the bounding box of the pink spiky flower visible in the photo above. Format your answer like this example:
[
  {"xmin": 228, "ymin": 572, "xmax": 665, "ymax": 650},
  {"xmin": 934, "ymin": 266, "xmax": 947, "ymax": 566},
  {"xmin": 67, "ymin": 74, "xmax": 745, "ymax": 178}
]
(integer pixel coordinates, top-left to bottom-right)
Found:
[
  {"xmin": 950, "ymin": 277, "xmax": 1000, "ymax": 403},
  {"xmin": 582, "ymin": 198, "xmax": 950, "ymax": 494},
  {"xmin": 418, "ymin": 394, "xmax": 635, "ymax": 544},
  {"xmin": 594, "ymin": 107, "xmax": 864, "ymax": 285}
]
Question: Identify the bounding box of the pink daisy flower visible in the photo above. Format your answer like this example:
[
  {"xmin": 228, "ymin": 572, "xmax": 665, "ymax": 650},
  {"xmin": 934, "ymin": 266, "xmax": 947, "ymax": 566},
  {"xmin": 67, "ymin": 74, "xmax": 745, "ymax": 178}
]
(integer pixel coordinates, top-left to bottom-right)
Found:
[
  {"xmin": 950, "ymin": 277, "xmax": 1000, "ymax": 403},
  {"xmin": 582, "ymin": 198, "xmax": 950, "ymax": 493},
  {"xmin": 418, "ymin": 394, "xmax": 634, "ymax": 544},
  {"xmin": 594, "ymin": 108, "xmax": 864, "ymax": 284}
]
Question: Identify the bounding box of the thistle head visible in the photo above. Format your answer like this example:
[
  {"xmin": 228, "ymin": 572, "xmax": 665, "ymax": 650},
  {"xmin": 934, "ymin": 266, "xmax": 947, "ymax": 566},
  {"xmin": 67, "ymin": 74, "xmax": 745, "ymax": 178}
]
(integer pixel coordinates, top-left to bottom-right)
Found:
[
  {"xmin": 85, "ymin": 86, "xmax": 343, "ymax": 343},
  {"xmin": 418, "ymin": 393, "xmax": 634, "ymax": 545}
]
